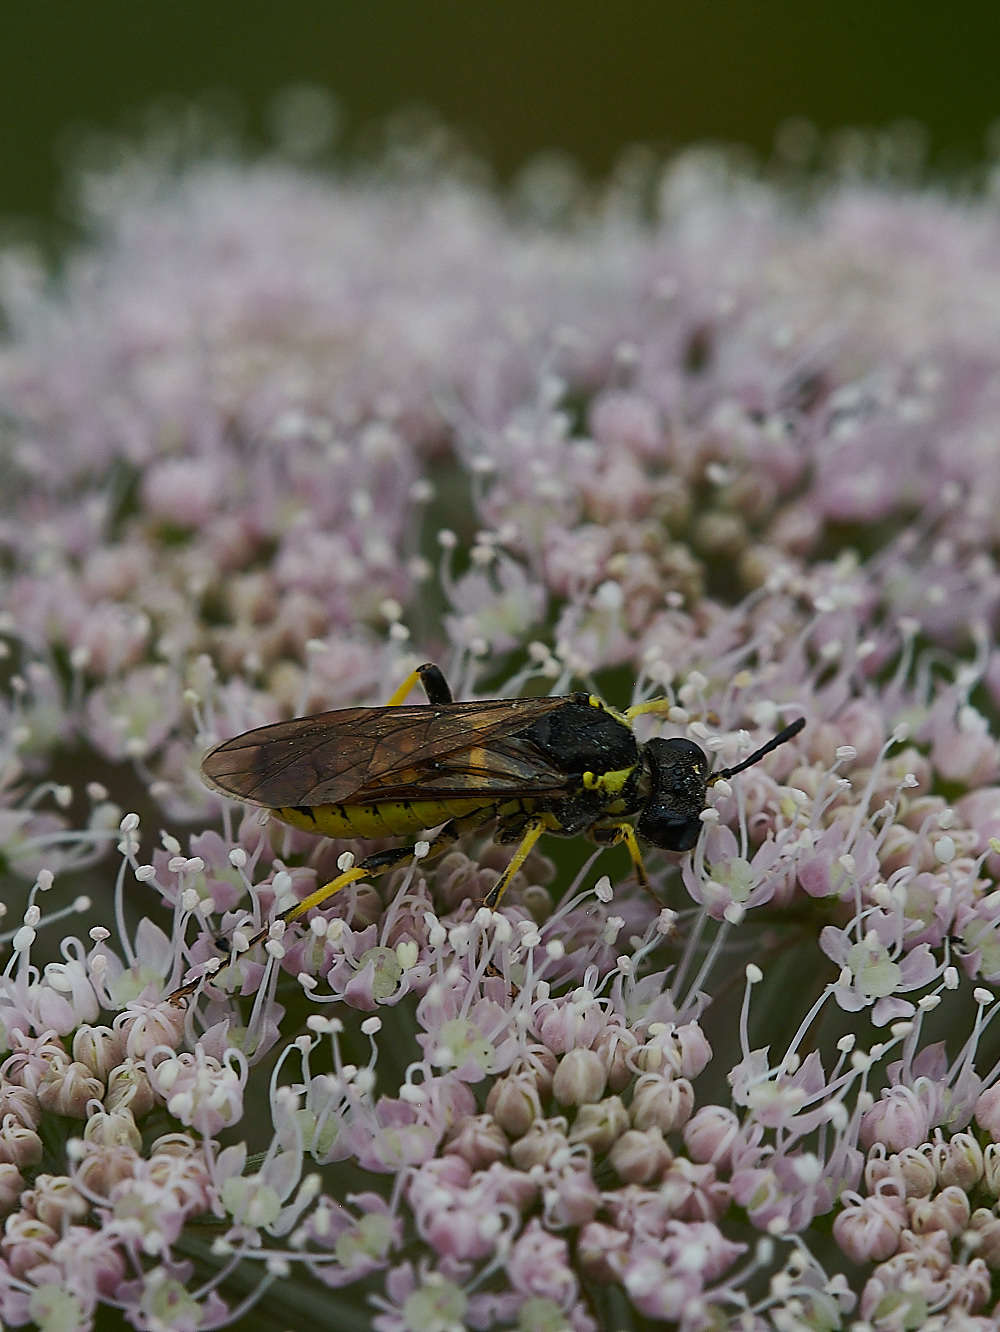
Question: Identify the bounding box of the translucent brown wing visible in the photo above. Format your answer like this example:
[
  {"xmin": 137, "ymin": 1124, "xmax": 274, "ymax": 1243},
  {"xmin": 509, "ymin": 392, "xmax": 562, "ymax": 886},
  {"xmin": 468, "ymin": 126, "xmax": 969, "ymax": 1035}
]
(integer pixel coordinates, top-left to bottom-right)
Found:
[{"xmin": 201, "ymin": 696, "xmax": 573, "ymax": 809}]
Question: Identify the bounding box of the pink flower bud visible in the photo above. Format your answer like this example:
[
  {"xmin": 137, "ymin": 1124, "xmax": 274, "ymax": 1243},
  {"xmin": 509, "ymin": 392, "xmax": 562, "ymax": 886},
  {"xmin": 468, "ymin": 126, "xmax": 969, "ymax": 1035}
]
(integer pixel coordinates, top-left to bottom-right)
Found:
[
  {"xmin": 481, "ymin": 1161, "xmax": 538, "ymax": 1212},
  {"xmin": 142, "ymin": 457, "xmax": 223, "ymax": 528},
  {"xmin": 889, "ymin": 1147, "xmax": 937, "ymax": 1198},
  {"xmin": 636, "ymin": 1022, "xmax": 711, "ymax": 1078},
  {"xmin": 485, "ymin": 1072, "xmax": 541, "ymax": 1138},
  {"xmin": 896, "ymin": 1223, "xmax": 952, "ymax": 1267},
  {"xmin": 37, "ymin": 1060, "xmax": 104, "ymax": 1119},
  {"xmin": 836, "ymin": 700, "xmax": 886, "ymax": 767},
  {"xmin": 547, "ymin": 1165, "xmax": 601, "ymax": 1227},
  {"xmin": 567, "ymin": 1097, "xmax": 629, "ymax": 1152},
  {"xmin": 878, "ymin": 825, "xmax": 918, "ymax": 875},
  {"xmin": 523, "ymin": 1047, "xmax": 558, "ymax": 1099},
  {"xmin": 0, "ymin": 1122, "xmax": 42, "ymax": 1172},
  {"xmin": 553, "ymin": 1048, "xmax": 607, "ymax": 1106},
  {"xmin": 0, "ymin": 1163, "xmax": 23, "ymax": 1215},
  {"xmin": 113, "ymin": 1003, "xmax": 185, "ymax": 1060},
  {"xmin": 858, "ymin": 1086, "xmax": 930, "ymax": 1153},
  {"xmin": 590, "ymin": 390, "xmax": 663, "ymax": 460},
  {"xmin": 683, "ymin": 1104, "xmax": 740, "ymax": 1168},
  {"xmin": 76, "ymin": 1144, "xmax": 141, "ymax": 1198},
  {"xmin": 0, "ymin": 1085, "xmax": 41, "ymax": 1130},
  {"xmin": 443, "ymin": 1114, "xmax": 508, "ymax": 1169},
  {"xmin": 660, "ymin": 1157, "xmax": 731, "ymax": 1222},
  {"xmin": 510, "ymin": 1119, "xmax": 570, "ymax": 1171},
  {"xmin": 105, "ymin": 1059, "xmax": 156, "ymax": 1118},
  {"xmin": 944, "ymin": 1256, "xmax": 992, "ymax": 1312},
  {"xmin": 84, "ymin": 1109, "xmax": 143, "ymax": 1153},
  {"xmin": 0, "ymin": 1214, "xmax": 57, "ymax": 1278},
  {"xmin": 609, "ymin": 1127, "xmax": 673, "ymax": 1184},
  {"xmin": 577, "ymin": 1221, "xmax": 629, "ymax": 1283},
  {"xmin": 2, "ymin": 1038, "xmax": 67, "ymax": 1093},
  {"xmin": 931, "ymin": 723, "xmax": 1000, "ymax": 787},
  {"xmin": 832, "ymin": 1190, "xmax": 907, "ymax": 1264},
  {"xmin": 975, "ymin": 1083, "xmax": 1000, "ymax": 1140},
  {"xmin": 72, "ymin": 1024, "xmax": 125, "ymax": 1082},
  {"xmin": 506, "ymin": 1220, "xmax": 578, "ymax": 1307},
  {"xmin": 863, "ymin": 1147, "xmax": 893, "ymax": 1193},
  {"xmin": 536, "ymin": 1001, "xmax": 606, "ymax": 1056},
  {"xmin": 907, "ymin": 1184, "xmax": 971, "ymax": 1238},
  {"xmin": 931, "ymin": 1131, "xmax": 983, "ymax": 1191},
  {"xmin": 630, "ymin": 1074, "xmax": 694, "ymax": 1134},
  {"xmin": 970, "ymin": 1208, "xmax": 1000, "ymax": 1270},
  {"xmin": 24, "ymin": 1174, "xmax": 90, "ymax": 1230},
  {"xmin": 592, "ymin": 1025, "xmax": 641, "ymax": 1092},
  {"xmin": 985, "ymin": 1143, "xmax": 1000, "ymax": 1195},
  {"xmin": 958, "ymin": 787, "xmax": 1000, "ymax": 879}
]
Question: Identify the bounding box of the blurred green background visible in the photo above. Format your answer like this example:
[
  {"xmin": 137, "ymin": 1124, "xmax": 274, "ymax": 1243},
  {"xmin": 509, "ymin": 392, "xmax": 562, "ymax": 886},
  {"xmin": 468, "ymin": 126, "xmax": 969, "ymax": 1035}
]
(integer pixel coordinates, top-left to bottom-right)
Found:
[{"xmin": 2, "ymin": 0, "xmax": 999, "ymax": 239}]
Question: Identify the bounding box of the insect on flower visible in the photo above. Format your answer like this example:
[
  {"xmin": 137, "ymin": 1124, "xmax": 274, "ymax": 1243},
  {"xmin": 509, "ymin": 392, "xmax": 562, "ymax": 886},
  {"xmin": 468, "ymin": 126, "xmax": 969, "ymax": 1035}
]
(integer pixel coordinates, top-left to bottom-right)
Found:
[{"xmin": 179, "ymin": 664, "xmax": 804, "ymax": 997}]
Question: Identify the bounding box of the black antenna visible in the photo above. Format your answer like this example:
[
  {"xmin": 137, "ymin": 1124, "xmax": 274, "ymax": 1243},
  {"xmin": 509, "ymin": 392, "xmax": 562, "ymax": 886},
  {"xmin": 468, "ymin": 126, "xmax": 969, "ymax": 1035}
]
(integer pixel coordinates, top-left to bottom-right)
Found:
[{"xmin": 709, "ymin": 717, "xmax": 806, "ymax": 784}]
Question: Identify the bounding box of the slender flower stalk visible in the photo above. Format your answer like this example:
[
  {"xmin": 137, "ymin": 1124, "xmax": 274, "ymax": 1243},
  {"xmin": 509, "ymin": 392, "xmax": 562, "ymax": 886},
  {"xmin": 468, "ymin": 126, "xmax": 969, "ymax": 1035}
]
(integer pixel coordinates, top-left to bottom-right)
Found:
[{"xmin": 1, "ymin": 113, "xmax": 1000, "ymax": 1328}]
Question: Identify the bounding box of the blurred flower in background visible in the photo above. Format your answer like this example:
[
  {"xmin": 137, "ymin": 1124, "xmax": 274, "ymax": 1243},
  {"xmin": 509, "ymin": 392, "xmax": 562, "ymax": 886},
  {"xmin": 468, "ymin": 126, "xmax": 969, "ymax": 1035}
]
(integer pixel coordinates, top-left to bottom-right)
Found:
[{"xmin": 2, "ymin": 105, "xmax": 1000, "ymax": 1328}]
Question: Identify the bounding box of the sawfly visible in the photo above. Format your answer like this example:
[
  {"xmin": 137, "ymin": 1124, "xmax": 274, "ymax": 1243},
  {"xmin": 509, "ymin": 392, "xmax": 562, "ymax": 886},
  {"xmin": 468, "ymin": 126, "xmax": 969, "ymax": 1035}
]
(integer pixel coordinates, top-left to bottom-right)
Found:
[{"xmin": 176, "ymin": 662, "xmax": 804, "ymax": 998}]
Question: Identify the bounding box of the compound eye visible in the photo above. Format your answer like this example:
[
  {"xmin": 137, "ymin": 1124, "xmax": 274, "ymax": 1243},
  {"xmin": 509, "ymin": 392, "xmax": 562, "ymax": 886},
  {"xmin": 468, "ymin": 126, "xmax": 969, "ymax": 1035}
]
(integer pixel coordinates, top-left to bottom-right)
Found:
[{"xmin": 636, "ymin": 808, "xmax": 703, "ymax": 852}]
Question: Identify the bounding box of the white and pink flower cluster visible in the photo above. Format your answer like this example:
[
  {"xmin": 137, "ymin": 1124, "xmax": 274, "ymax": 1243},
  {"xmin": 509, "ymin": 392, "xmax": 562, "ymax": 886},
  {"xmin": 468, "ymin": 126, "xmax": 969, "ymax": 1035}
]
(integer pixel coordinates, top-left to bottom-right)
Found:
[{"xmin": 1, "ymin": 126, "xmax": 1000, "ymax": 1327}]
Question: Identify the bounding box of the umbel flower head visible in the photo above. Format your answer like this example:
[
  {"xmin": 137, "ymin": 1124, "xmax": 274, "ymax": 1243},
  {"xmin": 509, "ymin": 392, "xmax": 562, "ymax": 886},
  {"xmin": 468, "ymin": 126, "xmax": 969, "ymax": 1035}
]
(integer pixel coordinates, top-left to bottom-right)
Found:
[{"xmin": 3, "ymin": 111, "xmax": 1000, "ymax": 1329}]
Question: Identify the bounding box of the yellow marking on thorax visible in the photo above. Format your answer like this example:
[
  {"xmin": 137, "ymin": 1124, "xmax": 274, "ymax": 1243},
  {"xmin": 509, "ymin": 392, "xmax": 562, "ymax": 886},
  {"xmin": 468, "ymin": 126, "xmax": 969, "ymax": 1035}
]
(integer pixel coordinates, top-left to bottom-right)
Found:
[
  {"xmin": 582, "ymin": 765, "xmax": 636, "ymax": 797},
  {"xmin": 275, "ymin": 797, "xmax": 488, "ymax": 839}
]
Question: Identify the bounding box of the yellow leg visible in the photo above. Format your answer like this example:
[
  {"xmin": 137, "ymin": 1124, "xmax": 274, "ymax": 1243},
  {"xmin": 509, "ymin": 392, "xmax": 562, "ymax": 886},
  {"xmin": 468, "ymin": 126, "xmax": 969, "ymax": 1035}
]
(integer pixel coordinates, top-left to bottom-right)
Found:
[
  {"xmin": 385, "ymin": 662, "xmax": 453, "ymax": 707},
  {"xmin": 167, "ymin": 809, "xmax": 476, "ymax": 1003},
  {"xmin": 385, "ymin": 668, "xmax": 424, "ymax": 707},
  {"xmin": 235, "ymin": 818, "xmax": 468, "ymax": 960},
  {"xmin": 168, "ymin": 861, "xmax": 381, "ymax": 1003},
  {"xmin": 483, "ymin": 818, "xmax": 547, "ymax": 910},
  {"xmin": 624, "ymin": 696, "xmax": 671, "ymax": 721},
  {"xmin": 617, "ymin": 823, "xmax": 651, "ymax": 893},
  {"xmin": 594, "ymin": 821, "xmax": 651, "ymax": 893}
]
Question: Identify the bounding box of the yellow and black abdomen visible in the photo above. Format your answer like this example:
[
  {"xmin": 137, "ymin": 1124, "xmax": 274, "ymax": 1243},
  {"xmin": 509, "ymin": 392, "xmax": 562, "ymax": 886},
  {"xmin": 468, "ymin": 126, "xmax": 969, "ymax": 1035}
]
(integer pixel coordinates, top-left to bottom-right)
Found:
[{"xmin": 274, "ymin": 797, "xmax": 491, "ymax": 839}]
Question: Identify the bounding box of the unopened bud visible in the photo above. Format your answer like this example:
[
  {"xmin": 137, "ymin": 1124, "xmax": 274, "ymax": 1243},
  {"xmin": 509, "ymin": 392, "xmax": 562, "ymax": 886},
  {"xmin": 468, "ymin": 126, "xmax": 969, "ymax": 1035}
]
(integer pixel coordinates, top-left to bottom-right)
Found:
[
  {"xmin": 889, "ymin": 1147, "xmax": 937, "ymax": 1198},
  {"xmin": 975, "ymin": 1084, "xmax": 1000, "ymax": 1140},
  {"xmin": 24, "ymin": 1173, "xmax": 90, "ymax": 1230},
  {"xmin": 0, "ymin": 1122, "xmax": 42, "ymax": 1172},
  {"xmin": 485, "ymin": 1072, "xmax": 541, "ymax": 1139},
  {"xmin": 932, "ymin": 1131, "xmax": 984, "ymax": 1191},
  {"xmin": 105, "ymin": 1060, "xmax": 156, "ymax": 1118},
  {"xmin": 0, "ymin": 1085, "xmax": 41, "ymax": 1130},
  {"xmin": 75, "ymin": 1142, "xmax": 141, "ymax": 1198},
  {"xmin": 592, "ymin": 1025, "xmax": 641, "ymax": 1093},
  {"xmin": 568, "ymin": 1097, "xmax": 630, "ymax": 1152},
  {"xmin": 636, "ymin": 1021, "xmax": 711, "ymax": 1079},
  {"xmin": 83, "ymin": 1108, "xmax": 143, "ymax": 1153},
  {"xmin": 443, "ymin": 1115, "xmax": 508, "ymax": 1170},
  {"xmin": 832, "ymin": 1191, "xmax": 906, "ymax": 1264},
  {"xmin": 608, "ymin": 1127, "xmax": 673, "ymax": 1184},
  {"xmin": 115, "ymin": 1005, "xmax": 185, "ymax": 1060},
  {"xmin": 683, "ymin": 1105, "xmax": 740, "ymax": 1169},
  {"xmin": 985, "ymin": 1143, "xmax": 1000, "ymax": 1196},
  {"xmin": 907, "ymin": 1184, "xmax": 971, "ymax": 1238},
  {"xmin": 630, "ymin": 1074, "xmax": 695, "ymax": 1135},
  {"xmin": 72, "ymin": 1025, "xmax": 125, "ymax": 1082},
  {"xmin": 969, "ymin": 1209, "xmax": 1000, "ymax": 1270},
  {"xmin": 858, "ymin": 1086, "xmax": 930, "ymax": 1153},
  {"xmin": 552, "ymin": 1048, "xmax": 607, "ymax": 1107},
  {"xmin": 548, "ymin": 1165, "xmax": 601, "ymax": 1228},
  {"xmin": 0, "ymin": 1163, "xmax": 23, "ymax": 1213},
  {"xmin": 510, "ymin": 1119, "xmax": 570, "ymax": 1171},
  {"xmin": 36, "ymin": 1061, "xmax": 103, "ymax": 1119},
  {"xmin": 577, "ymin": 1221, "xmax": 630, "ymax": 1284}
]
